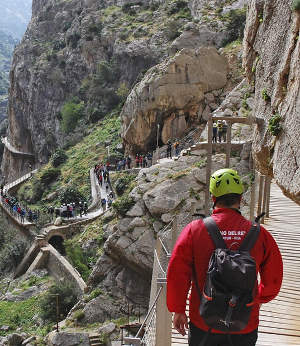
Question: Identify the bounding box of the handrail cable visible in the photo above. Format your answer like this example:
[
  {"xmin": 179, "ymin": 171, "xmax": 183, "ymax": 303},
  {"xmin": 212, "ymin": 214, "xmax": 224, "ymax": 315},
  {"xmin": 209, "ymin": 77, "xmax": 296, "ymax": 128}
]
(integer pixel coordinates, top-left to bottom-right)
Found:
[
  {"xmin": 158, "ymin": 237, "xmax": 171, "ymax": 257},
  {"xmin": 135, "ymin": 286, "xmax": 163, "ymax": 338},
  {"xmin": 154, "ymin": 249, "xmax": 166, "ymax": 275}
]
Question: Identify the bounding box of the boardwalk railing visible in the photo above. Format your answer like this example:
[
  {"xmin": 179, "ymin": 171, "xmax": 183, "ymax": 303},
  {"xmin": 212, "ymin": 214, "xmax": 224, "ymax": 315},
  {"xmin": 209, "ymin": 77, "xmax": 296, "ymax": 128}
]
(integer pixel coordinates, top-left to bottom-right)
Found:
[
  {"xmin": 153, "ymin": 127, "xmax": 203, "ymax": 164},
  {"xmin": 4, "ymin": 172, "xmax": 33, "ymax": 191},
  {"xmin": 124, "ymin": 220, "xmax": 175, "ymax": 346}
]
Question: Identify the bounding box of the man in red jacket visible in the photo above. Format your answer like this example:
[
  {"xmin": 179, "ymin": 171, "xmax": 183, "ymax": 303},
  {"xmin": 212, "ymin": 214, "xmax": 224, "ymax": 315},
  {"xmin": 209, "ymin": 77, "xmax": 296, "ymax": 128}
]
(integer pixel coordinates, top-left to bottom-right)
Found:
[{"xmin": 167, "ymin": 168, "xmax": 283, "ymax": 345}]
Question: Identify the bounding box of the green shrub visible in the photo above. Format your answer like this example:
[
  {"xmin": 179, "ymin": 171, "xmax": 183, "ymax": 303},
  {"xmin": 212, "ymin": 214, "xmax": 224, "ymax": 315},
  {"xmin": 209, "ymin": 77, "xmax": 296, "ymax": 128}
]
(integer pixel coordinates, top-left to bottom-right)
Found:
[
  {"xmin": 292, "ymin": 0, "xmax": 300, "ymax": 10},
  {"xmin": 222, "ymin": 8, "xmax": 246, "ymax": 46},
  {"xmin": 53, "ymin": 40, "xmax": 66, "ymax": 51},
  {"xmin": 85, "ymin": 288, "xmax": 103, "ymax": 302},
  {"xmin": 96, "ymin": 60, "xmax": 120, "ymax": 85},
  {"xmin": 64, "ymin": 241, "xmax": 91, "ymax": 281},
  {"xmin": 164, "ymin": 20, "xmax": 182, "ymax": 40},
  {"xmin": 67, "ymin": 33, "xmax": 81, "ymax": 48},
  {"xmin": 116, "ymin": 82, "xmax": 130, "ymax": 104},
  {"xmin": 115, "ymin": 175, "xmax": 135, "ymax": 196},
  {"xmin": 51, "ymin": 149, "xmax": 67, "ymax": 167},
  {"xmin": 63, "ymin": 22, "xmax": 72, "ymax": 32},
  {"xmin": 88, "ymin": 22, "xmax": 102, "ymax": 35},
  {"xmin": 112, "ymin": 195, "xmax": 135, "ymax": 217},
  {"xmin": 40, "ymin": 167, "xmax": 61, "ymax": 185},
  {"xmin": 87, "ymin": 107, "xmax": 105, "ymax": 123},
  {"xmin": 39, "ymin": 282, "xmax": 78, "ymax": 322},
  {"xmin": 268, "ymin": 114, "xmax": 282, "ymax": 136},
  {"xmin": 72, "ymin": 309, "xmax": 85, "ymax": 323},
  {"xmin": 167, "ymin": 0, "xmax": 189, "ymax": 15},
  {"xmin": 58, "ymin": 186, "xmax": 85, "ymax": 204},
  {"xmin": 31, "ymin": 178, "xmax": 44, "ymax": 202},
  {"xmin": 261, "ymin": 88, "xmax": 270, "ymax": 101},
  {"xmin": 0, "ymin": 238, "xmax": 27, "ymax": 276},
  {"xmin": 60, "ymin": 99, "xmax": 85, "ymax": 133}
]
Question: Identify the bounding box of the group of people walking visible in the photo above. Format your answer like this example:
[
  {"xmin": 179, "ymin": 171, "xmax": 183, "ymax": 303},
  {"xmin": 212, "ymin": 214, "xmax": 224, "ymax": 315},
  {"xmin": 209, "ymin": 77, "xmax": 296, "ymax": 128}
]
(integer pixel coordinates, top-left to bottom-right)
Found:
[
  {"xmin": 95, "ymin": 162, "xmax": 111, "ymax": 186},
  {"xmin": 213, "ymin": 120, "xmax": 228, "ymax": 143},
  {"xmin": 117, "ymin": 156, "xmax": 132, "ymax": 170},
  {"xmin": 135, "ymin": 153, "xmax": 152, "ymax": 168},
  {"xmin": 47, "ymin": 202, "xmax": 88, "ymax": 219},
  {"xmin": 0, "ymin": 188, "xmax": 38, "ymax": 223}
]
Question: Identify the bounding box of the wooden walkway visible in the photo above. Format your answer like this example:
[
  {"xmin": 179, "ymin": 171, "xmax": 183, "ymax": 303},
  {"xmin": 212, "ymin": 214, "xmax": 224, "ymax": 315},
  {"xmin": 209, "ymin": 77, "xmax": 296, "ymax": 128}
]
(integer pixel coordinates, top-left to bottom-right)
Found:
[
  {"xmin": 171, "ymin": 183, "xmax": 300, "ymax": 345},
  {"xmin": 257, "ymin": 183, "xmax": 300, "ymax": 345}
]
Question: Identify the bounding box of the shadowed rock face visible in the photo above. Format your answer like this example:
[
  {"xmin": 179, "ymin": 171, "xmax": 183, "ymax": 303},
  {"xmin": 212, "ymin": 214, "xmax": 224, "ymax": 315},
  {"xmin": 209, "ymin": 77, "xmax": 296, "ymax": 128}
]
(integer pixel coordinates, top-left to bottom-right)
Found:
[
  {"xmin": 121, "ymin": 47, "xmax": 228, "ymax": 154},
  {"xmin": 243, "ymin": 0, "xmax": 300, "ymax": 205}
]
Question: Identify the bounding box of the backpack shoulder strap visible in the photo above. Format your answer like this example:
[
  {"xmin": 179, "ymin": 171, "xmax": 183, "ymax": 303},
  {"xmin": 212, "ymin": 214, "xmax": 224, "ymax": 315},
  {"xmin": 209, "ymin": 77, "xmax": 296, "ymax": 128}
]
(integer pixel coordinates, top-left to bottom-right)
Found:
[
  {"xmin": 203, "ymin": 217, "xmax": 227, "ymax": 249},
  {"xmin": 239, "ymin": 222, "xmax": 260, "ymax": 252}
]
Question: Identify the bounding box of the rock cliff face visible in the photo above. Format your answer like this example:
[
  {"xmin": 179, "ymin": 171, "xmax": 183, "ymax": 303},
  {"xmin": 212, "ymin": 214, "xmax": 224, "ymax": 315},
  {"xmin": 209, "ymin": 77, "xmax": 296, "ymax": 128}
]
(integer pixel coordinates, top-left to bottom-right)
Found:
[
  {"xmin": 2, "ymin": 0, "xmax": 247, "ymax": 181},
  {"xmin": 121, "ymin": 47, "xmax": 228, "ymax": 154},
  {"xmin": 243, "ymin": 0, "xmax": 300, "ymax": 204}
]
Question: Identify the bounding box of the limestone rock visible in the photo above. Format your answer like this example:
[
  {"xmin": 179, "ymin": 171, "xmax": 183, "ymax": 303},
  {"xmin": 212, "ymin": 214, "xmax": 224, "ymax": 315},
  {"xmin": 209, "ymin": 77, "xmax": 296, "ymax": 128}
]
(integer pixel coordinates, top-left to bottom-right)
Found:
[
  {"xmin": 126, "ymin": 201, "xmax": 145, "ymax": 217},
  {"xmin": 121, "ymin": 47, "xmax": 228, "ymax": 154},
  {"xmin": 6, "ymin": 333, "xmax": 24, "ymax": 346},
  {"xmin": 98, "ymin": 322, "xmax": 116, "ymax": 335},
  {"xmin": 243, "ymin": 0, "xmax": 300, "ymax": 204},
  {"xmin": 54, "ymin": 217, "xmax": 62, "ymax": 226},
  {"xmin": 46, "ymin": 331, "xmax": 89, "ymax": 346}
]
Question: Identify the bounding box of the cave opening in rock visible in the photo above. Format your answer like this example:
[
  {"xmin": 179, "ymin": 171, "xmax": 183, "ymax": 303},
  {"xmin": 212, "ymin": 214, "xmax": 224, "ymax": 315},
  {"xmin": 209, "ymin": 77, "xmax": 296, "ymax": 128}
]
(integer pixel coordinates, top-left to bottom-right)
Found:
[{"xmin": 48, "ymin": 235, "xmax": 66, "ymax": 255}]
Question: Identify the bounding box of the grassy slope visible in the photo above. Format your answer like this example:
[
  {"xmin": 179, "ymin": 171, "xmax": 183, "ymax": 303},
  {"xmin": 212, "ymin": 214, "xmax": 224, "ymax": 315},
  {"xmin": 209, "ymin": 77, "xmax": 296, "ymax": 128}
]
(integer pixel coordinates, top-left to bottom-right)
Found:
[{"xmin": 17, "ymin": 111, "xmax": 121, "ymax": 209}]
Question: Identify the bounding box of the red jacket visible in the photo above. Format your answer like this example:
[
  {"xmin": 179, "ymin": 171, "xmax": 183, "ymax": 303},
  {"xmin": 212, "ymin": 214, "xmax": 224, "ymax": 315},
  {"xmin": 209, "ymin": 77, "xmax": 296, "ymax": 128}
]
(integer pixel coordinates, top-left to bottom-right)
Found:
[{"xmin": 167, "ymin": 208, "xmax": 283, "ymax": 334}]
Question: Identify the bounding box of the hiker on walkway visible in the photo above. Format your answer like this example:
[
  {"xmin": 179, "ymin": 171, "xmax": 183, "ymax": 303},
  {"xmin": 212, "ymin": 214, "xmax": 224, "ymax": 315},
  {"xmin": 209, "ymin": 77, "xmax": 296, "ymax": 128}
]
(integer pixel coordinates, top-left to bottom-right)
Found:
[
  {"xmin": 174, "ymin": 139, "xmax": 180, "ymax": 156},
  {"xmin": 167, "ymin": 139, "xmax": 172, "ymax": 159},
  {"xmin": 147, "ymin": 152, "xmax": 152, "ymax": 166},
  {"xmin": 212, "ymin": 122, "xmax": 218, "ymax": 143},
  {"xmin": 167, "ymin": 168, "xmax": 283, "ymax": 346},
  {"xmin": 217, "ymin": 120, "xmax": 223, "ymax": 142},
  {"xmin": 98, "ymin": 173, "xmax": 103, "ymax": 186},
  {"xmin": 127, "ymin": 156, "xmax": 132, "ymax": 169},
  {"xmin": 101, "ymin": 198, "xmax": 106, "ymax": 211},
  {"xmin": 222, "ymin": 120, "xmax": 228, "ymax": 142},
  {"xmin": 135, "ymin": 154, "xmax": 140, "ymax": 168},
  {"xmin": 139, "ymin": 155, "xmax": 143, "ymax": 168}
]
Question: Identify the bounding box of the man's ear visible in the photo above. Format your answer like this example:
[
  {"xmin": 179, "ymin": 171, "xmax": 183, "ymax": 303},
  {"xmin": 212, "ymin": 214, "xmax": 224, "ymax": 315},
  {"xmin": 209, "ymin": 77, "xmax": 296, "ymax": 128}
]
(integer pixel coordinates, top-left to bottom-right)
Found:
[{"xmin": 212, "ymin": 196, "xmax": 216, "ymax": 203}]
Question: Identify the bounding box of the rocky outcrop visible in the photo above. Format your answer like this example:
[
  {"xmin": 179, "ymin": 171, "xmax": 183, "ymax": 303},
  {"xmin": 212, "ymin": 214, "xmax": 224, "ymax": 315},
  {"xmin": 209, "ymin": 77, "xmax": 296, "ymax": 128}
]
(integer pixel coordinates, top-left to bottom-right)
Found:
[
  {"xmin": 46, "ymin": 331, "xmax": 90, "ymax": 346},
  {"xmin": 84, "ymin": 151, "xmax": 253, "ymax": 322},
  {"xmin": 121, "ymin": 47, "xmax": 228, "ymax": 154},
  {"xmin": 243, "ymin": 0, "xmax": 300, "ymax": 204}
]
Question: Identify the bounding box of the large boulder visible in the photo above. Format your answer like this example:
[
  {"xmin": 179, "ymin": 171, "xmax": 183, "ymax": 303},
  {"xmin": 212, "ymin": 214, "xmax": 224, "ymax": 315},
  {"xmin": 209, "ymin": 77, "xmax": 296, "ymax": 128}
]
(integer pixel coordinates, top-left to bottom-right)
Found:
[
  {"xmin": 121, "ymin": 47, "xmax": 228, "ymax": 154},
  {"xmin": 46, "ymin": 332, "xmax": 90, "ymax": 346}
]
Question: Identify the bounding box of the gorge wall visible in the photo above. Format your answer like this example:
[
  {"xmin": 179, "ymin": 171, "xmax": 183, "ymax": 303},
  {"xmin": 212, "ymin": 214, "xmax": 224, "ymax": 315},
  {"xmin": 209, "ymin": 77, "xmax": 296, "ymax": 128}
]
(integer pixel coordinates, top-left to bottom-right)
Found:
[
  {"xmin": 2, "ymin": 0, "xmax": 247, "ymax": 181},
  {"xmin": 243, "ymin": 0, "xmax": 300, "ymax": 204}
]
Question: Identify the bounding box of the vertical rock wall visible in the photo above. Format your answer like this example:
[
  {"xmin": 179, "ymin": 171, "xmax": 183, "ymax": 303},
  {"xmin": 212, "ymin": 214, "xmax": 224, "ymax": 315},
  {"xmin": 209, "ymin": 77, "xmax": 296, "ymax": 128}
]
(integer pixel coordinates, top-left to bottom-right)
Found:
[{"xmin": 243, "ymin": 0, "xmax": 300, "ymax": 204}]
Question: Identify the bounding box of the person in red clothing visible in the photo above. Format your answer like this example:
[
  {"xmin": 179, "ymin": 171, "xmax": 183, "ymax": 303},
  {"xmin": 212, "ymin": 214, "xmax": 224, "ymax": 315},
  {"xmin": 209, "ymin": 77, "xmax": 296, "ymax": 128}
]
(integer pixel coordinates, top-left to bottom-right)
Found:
[{"xmin": 167, "ymin": 168, "xmax": 283, "ymax": 346}]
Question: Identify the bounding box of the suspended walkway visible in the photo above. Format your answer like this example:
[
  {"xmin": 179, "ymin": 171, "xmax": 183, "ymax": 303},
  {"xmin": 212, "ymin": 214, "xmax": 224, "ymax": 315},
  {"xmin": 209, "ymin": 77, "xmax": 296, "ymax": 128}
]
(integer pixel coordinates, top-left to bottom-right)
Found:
[{"xmin": 1, "ymin": 136, "xmax": 35, "ymax": 158}]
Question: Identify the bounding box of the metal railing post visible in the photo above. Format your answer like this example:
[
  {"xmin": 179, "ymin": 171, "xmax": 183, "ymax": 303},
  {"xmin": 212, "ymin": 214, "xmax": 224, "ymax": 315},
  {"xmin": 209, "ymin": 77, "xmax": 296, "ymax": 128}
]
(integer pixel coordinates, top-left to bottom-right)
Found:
[
  {"xmin": 155, "ymin": 282, "xmax": 172, "ymax": 346},
  {"xmin": 250, "ymin": 170, "xmax": 257, "ymax": 220},
  {"xmin": 262, "ymin": 176, "xmax": 271, "ymax": 223},
  {"xmin": 205, "ymin": 117, "xmax": 213, "ymax": 216},
  {"xmin": 256, "ymin": 174, "xmax": 265, "ymax": 217},
  {"xmin": 265, "ymin": 177, "xmax": 271, "ymax": 218},
  {"xmin": 225, "ymin": 122, "xmax": 232, "ymax": 168}
]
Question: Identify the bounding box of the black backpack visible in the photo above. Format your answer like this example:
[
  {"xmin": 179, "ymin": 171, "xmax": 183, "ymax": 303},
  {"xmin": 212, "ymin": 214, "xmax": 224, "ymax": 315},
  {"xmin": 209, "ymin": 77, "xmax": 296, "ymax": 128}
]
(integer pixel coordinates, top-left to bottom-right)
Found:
[{"xmin": 197, "ymin": 216, "xmax": 261, "ymax": 332}]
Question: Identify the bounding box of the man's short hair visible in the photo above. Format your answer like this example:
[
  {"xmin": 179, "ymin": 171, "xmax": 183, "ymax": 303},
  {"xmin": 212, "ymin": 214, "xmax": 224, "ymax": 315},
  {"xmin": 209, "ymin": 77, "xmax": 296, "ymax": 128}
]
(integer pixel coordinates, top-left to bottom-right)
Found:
[{"xmin": 215, "ymin": 193, "xmax": 242, "ymax": 207}]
